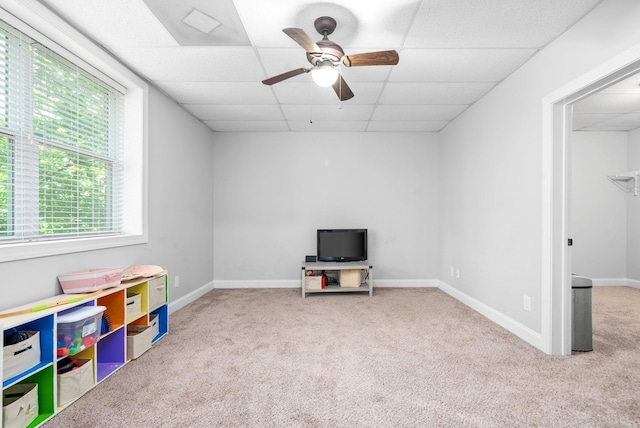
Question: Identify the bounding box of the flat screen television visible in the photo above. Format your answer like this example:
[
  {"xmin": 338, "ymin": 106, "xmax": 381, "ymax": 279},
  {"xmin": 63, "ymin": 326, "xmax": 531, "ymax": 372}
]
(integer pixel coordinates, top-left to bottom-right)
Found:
[{"xmin": 317, "ymin": 229, "xmax": 367, "ymax": 262}]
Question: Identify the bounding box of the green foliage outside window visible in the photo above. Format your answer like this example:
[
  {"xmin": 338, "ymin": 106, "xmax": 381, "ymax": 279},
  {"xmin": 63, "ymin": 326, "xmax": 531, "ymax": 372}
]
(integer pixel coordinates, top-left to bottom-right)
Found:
[
  {"xmin": 38, "ymin": 146, "xmax": 110, "ymax": 235},
  {"xmin": 0, "ymin": 20, "xmax": 122, "ymax": 242}
]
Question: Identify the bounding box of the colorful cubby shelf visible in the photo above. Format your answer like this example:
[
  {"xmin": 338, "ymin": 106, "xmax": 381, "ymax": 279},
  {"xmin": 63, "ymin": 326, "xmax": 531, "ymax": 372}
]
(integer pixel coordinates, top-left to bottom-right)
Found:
[{"xmin": 1, "ymin": 272, "xmax": 168, "ymax": 427}]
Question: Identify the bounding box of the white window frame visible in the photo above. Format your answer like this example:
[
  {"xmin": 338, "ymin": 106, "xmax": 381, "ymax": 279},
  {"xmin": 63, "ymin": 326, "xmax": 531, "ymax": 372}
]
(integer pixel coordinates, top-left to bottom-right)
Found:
[{"xmin": 0, "ymin": 1, "xmax": 148, "ymax": 262}]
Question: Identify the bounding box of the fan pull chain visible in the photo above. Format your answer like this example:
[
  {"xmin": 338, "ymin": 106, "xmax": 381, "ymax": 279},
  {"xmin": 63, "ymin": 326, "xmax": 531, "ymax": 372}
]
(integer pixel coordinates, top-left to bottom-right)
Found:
[
  {"xmin": 309, "ymin": 78, "xmax": 314, "ymax": 124},
  {"xmin": 338, "ymin": 72, "xmax": 343, "ymax": 110}
]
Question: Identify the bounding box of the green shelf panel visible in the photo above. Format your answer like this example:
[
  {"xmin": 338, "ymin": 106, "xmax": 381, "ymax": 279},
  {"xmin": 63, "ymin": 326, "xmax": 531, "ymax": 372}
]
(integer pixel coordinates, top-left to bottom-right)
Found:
[{"xmin": 21, "ymin": 365, "xmax": 55, "ymax": 426}]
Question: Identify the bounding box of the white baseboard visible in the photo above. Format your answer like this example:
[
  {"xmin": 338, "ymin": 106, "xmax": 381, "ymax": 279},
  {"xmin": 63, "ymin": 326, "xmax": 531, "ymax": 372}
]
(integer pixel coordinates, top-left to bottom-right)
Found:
[
  {"xmin": 592, "ymin": 278, "xmax": 629, "ymax": 286},
  {"xmin": 437, "ymin": 280, "xmax": 544, "ymax": 352},
  {"xmin": 590, "ymin": 278, "xmax": 640, "ymax": 288},
  {"xmin": 373, "ymin": 279, "xmax": 438, "ymax": 288},
  {"xmin": 212, "ymin": 279, "xmax": 439, "ymax": 289},
  {"xmin": 591, "ymin": 278, "xmax": 640, "ymax": 288},
  {"xmin": 213, "ymin": 280, "xmax": 299, "ymax": 289},
  {"xmin": 168, "ymin": 280, "xmax": 214, "ymax": 314}
]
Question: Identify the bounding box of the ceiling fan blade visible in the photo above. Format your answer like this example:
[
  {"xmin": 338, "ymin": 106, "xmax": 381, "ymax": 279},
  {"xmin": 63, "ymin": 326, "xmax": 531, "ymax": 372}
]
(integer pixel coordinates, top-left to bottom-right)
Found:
[
  {"xmin": 262, "ymin": 67, "xmax": 310, "ymax": 86},
  {"xmin": 342, "ymin": 50, "xmax": 399, "ymax": 67},
  {"xmin": 332, "ymin": 74, "xmax": 354, "ymax": 101},
  {"xmin": 282, "ymin": 28, "xmax": 321, "ymax": 53}
]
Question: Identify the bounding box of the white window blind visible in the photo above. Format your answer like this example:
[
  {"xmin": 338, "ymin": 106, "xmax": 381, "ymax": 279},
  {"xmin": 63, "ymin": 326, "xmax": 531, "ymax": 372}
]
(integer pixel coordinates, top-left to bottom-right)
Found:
[{"xmin": 0, "ymin": 18, "xmax": 124, "ymax": 243}]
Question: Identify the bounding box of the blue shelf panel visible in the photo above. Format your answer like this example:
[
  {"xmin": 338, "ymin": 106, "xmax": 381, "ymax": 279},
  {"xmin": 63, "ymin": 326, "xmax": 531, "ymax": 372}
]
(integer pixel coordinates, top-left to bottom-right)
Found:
[
  {"xmin": 2, "ymin": 314, "xmax": 55, "ymax": 388},
  {"xmin": 150, "ymin": 305, "xmax": 168, "ymax": 343}
]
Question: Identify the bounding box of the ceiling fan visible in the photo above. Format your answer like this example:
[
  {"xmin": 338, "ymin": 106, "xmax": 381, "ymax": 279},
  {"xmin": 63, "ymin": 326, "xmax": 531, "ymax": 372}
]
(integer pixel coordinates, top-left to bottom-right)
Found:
[{"xmin": 262, "ymin": 16, "xmax": 399, "ymax": 101}]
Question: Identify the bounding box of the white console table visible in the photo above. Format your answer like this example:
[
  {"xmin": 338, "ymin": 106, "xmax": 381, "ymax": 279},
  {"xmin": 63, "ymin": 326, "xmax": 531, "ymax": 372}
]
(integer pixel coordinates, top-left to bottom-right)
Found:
[{"xmin": 301, "ymin": 261, "xmax": 373, "ymax": 298}]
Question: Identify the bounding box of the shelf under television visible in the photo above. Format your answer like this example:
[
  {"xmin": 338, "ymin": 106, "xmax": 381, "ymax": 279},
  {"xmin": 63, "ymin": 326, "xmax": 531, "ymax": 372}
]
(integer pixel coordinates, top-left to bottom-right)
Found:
[
  {"xmin": 301, "ymin": 261, "xmax": 373, "ymax": 298},
  {"xmin": 305, "ymin": 284, "xmax": 371, "ymax": 293}
]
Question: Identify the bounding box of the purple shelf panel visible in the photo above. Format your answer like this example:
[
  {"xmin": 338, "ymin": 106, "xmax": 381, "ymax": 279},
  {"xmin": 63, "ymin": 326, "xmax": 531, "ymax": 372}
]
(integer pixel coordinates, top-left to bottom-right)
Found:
[{"xmin": 96, "ymin": 327, "xmax": 125, "ymax": 382}]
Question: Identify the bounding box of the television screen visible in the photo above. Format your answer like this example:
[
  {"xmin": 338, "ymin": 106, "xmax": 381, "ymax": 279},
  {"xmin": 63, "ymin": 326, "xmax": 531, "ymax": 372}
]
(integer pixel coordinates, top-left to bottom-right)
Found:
[{"xmin": 317, "ymin": 229, "xmax": 367, "ymax": 262}]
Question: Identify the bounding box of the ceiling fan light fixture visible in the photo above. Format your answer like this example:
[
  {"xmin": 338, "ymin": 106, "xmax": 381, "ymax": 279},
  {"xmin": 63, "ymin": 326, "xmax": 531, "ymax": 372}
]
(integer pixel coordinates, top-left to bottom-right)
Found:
[{"xmin": 311, "ymin": 62, "xmax": 339, "ymax": 87}]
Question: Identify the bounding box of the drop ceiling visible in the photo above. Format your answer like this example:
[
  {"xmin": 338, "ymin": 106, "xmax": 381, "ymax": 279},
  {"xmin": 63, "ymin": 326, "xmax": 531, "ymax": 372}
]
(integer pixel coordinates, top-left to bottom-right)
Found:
[
  {"xmin": 38, "ymin": 0, "xmax": 638, "ymax": 133},
  {"xmin": 572, "ymin": 74, "xmax": 640, "ymax": 132}
]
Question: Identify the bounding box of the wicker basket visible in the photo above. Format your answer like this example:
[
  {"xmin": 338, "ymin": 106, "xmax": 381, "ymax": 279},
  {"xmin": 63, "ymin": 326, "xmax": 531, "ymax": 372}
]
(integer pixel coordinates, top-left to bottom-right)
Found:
[
  {"xmin": 305, "ymin": 275, "xmax": 323, "ymax": 290},
  {"xmin": 339, "ymin": 270, "xmax": 361, "ymax": 288}
]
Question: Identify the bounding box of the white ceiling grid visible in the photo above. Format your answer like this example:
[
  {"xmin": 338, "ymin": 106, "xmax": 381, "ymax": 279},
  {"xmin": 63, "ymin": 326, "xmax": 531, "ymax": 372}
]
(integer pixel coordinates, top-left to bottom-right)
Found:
[
  {"xmin": 573, "ymin": 78, "xmax": 640, "ymax": 131},
  {"xmin": 40, "ymin": 0, "xmax": 638, "ymax": 133}
]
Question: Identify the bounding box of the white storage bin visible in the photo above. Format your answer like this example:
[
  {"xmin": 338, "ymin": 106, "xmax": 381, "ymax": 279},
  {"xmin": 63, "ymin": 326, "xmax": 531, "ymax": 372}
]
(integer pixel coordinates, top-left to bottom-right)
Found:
[
  {"xmin": 149, "ymin": 314, "xmax": 160, "ymax": 340},
  {"xmin": 126, "ymin": 292, "xmax": 142, "ymax": 321},
  {"xmin": 340, "ymin": 269, "xmax": 362, "ymax": 288},
  {"xmin": 2, "ymin": 383, "xmax": 38, "ymax": 428},
  {"xmin": 148, "ymin": 276, "xmax": 166, "ymax": 310},
  {"xmin": 127, "ymin": 325, "xmax": 153, "ymax": 360},
  {"xmin": 305, "ymin": 275, "xmax": 323, "ymax": 290},
  {"xmin": 57, "ymin": 358, "xmax": 94, "ymax": 406},
  {"xmin": 2, "ymin": 331, "xmax": 41, "ymax": 381}
]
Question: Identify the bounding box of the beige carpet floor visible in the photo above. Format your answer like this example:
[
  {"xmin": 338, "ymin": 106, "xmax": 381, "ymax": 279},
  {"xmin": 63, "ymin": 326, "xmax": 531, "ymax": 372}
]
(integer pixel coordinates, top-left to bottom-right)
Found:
[{"xmin": 44, "ymin": 286, "xmax": 640, "ymax": 427}]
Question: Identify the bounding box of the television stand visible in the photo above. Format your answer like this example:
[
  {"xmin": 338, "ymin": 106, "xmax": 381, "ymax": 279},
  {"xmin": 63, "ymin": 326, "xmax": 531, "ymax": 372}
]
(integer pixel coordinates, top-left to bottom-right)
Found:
[{"xmin": 301, "ymin": 261, "xmax": 373, "ymax": 298}]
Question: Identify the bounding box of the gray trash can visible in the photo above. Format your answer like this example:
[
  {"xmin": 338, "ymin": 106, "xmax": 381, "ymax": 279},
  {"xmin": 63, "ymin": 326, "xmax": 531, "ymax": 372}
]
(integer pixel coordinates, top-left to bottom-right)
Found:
[{"xmin": 571, "ymin": 275, "xmax": 593, "ymax": 352}]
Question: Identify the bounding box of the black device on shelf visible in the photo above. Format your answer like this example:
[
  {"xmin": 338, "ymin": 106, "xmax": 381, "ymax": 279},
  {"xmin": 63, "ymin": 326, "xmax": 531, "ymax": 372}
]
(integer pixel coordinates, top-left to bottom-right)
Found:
[{"xmin": 317, "ymin": 229, "xmax": 367, "ymax": 262}]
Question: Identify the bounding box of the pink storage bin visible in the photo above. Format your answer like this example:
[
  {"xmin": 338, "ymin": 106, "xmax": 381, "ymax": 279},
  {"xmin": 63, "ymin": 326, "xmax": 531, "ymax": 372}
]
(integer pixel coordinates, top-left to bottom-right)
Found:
[{"xmin": 58, "ymin": 267, "xmax": 123, "ymax": 294}]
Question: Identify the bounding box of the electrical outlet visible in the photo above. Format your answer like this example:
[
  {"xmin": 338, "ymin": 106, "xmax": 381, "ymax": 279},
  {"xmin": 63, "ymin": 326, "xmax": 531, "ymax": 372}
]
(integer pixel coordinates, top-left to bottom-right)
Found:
[
  {"xmin": 174, "ymin": 275, "xmax": 180, "ymax": 288},
  {"xmin": 455, "ymin": 269, "xmax": 460, "ymax": 279},
  {"xmin": 450, "ymin": 266, "xmax": 455, "ymax": 277},
  {"xmin": 523, "ymin": 295, "xmax": 531, "ymax": 312}
]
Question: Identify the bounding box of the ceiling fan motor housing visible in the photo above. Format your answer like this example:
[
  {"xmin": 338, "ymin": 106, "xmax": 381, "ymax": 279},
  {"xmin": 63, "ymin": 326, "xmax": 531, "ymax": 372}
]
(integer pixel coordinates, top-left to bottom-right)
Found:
[
  {"xmin": 314, "ymin": 16, "xmax": 337, "ymax": 36},
  {"xmin": 306, "ymin": 16, "xmax": 343, "ymax": 65},
  {"xmin": 306, "ymin": 40, "xmax": 344, "ymax": 65}
]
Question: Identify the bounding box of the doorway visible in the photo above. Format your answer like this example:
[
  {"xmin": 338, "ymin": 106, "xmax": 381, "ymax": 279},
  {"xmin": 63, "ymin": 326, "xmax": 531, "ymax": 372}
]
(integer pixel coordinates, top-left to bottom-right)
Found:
[{"xmin": 543, "ymin": 46, "xmax": 640, "ymax": 356}]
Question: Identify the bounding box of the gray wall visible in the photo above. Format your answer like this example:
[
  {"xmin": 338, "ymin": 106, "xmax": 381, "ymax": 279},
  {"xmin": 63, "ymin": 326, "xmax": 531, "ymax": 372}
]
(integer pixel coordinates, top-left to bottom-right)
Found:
[
  {"xmin": 629, "ymin": 128, "xmax": 640, "ymax": 281},
  {"xmin": 438, "ymin": 0, "xmax": 640, "ymax": 335},
  {"xmin": 0, "ymin": 87, "xmax": 215, "ymax": 311},
  {"xmin": 212, "ymin": 132, "xmax": 440, "ymax": 285},
  {"xmin": 570, "ymin": 131, "xmax": 628, "ymax": 280}
]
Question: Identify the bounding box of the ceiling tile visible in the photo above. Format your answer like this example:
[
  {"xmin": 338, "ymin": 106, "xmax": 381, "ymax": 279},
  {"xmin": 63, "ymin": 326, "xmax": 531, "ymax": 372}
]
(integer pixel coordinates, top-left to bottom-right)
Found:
[
  {"xmin": 156, "ymin": 82, "xmax": 278, "ymax": 104},
  {"xmin": 572, "ymin": 113, "xmax": 620, "ymax": 130},
  {"xmin": 43, "ymin": 0, "xmax": 178, "ymax": 47},
  {"xmin": 372, "ymin": 105, "xmax": 468, "ymax": 121},
  {"xmin": 389, "ymin": 49, "xmax": 536, "ymax": 82},
  {"xmin": 380, "ymin": 82, "xmax": 496, "ymax": 105},
  {"xmin": 588, "ymin": 113, "xmax": 640, "ymax": 130},
  {"xmin": 573, "ymin": 93, "xmax": 640, "ymax": 114},
  {"xmin": 142, "ymin": 0, "xmax": 250, "ymax": 46},
  {"xmin": 367, "ymin": 121, "xmax": 448, "ymax": 132},
  {"xmin": 282, "ymin": 104, "xmax": 374, "ymax": 121},
  {"xmin": 206, "ymin": 121, "xmax": 290, "ymax": 132},
  {"xmin": 234, "ymin": 0, "xmax": 418, "ymax": 48},
  {"xmin": 115, "ymin": 47, "xmax": 264, "ymax": 82},
  {"xmin": 405, "ymin": 0, "xmax": 602, "ymax": 48},
  {"xmin": 183, "ymin": 104, "xmax": 284, "ymax": 121},
  {"xmin": 272, "ymin": 82, "xmax": 385, "ymax": 105},
  {"xmin": 288, "ymin": 120, "xmax": 368, "ymax": 132}
]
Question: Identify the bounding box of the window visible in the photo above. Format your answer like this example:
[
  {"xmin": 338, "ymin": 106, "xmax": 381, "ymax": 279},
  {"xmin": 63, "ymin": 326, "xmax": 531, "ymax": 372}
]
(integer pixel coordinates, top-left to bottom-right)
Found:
[
  {"xmin": 0, "ymin": 18, "xmax": 124, "ymax": 243},
  {"xmin": 0, "ymin": 3, "xmax": 146, "ymax": 263}
]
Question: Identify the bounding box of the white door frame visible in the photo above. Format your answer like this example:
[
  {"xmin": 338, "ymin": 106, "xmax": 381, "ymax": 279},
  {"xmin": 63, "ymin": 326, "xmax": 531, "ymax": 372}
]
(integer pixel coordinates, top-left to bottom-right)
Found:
[{"xmin": 541, "ymin": 43, "xmax": 640, "ymax": 355}]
